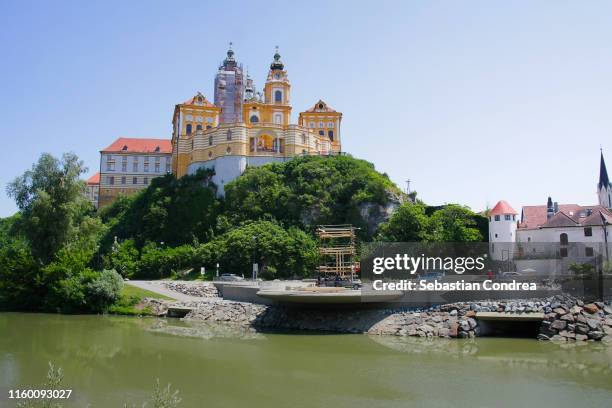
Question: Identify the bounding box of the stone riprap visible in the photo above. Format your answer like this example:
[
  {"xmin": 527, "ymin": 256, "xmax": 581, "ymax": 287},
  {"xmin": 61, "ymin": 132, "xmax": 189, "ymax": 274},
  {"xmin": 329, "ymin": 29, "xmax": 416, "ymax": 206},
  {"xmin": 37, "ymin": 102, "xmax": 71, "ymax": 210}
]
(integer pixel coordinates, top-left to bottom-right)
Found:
[
  {"xmin": 156, "ymin": 281, "xmax": 219, "ymax": 298},
  {"xmin": 177, "ymin": 295, "xmax": 611, "ymax": 342},
  {"xmin": 537, "ymin": 298, "xmax": 612, "ymax": 342}
]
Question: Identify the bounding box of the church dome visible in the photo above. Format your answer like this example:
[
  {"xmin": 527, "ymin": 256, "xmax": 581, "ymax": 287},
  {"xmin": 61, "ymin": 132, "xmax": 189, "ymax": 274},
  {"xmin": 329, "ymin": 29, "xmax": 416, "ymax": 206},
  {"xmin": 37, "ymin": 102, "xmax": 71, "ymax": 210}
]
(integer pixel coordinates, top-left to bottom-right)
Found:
[{"xmin": 270, "ymin": 49, "xmax": 284, "ymax": 70}]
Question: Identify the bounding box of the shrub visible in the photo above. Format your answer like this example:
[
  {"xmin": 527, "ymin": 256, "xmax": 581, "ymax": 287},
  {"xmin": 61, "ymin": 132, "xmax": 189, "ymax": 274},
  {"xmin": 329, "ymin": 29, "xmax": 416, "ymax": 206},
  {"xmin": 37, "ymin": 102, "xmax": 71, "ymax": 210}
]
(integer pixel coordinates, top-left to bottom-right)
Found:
[
  {"xmin": 85, "ymin": 269, "xmax": 123, "ymax": 311},
  {"xmin": 136, "ymin": 243, "xmax": 196, "ymax": 279},
  {"xmin": 104, "ymin": 238, "xmax": 140, "ymax": 278},
  {"xmin": 195, "ymin": 221, "xmax": 318, "ymax": 279}
]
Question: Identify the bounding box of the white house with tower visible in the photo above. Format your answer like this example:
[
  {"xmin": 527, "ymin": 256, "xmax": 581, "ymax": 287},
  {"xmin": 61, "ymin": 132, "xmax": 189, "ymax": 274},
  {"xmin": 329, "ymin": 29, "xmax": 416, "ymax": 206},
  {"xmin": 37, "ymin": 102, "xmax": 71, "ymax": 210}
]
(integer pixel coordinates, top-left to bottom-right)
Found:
[{"xmin": 489, "ymin": 151, "xmax": 612, "ymax": 267}]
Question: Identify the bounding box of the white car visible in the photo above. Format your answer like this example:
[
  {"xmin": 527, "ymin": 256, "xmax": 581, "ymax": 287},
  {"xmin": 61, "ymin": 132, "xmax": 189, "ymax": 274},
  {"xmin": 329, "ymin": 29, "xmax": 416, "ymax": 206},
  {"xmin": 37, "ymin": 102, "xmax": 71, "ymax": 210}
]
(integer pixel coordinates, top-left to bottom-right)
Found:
[
  {"xmin": 219, "ymin": 273, "xmax": 244, "ymax": 282},
  {"xmin": 501, "ymin": 271, "xmax": 522, "ymax": 278}
]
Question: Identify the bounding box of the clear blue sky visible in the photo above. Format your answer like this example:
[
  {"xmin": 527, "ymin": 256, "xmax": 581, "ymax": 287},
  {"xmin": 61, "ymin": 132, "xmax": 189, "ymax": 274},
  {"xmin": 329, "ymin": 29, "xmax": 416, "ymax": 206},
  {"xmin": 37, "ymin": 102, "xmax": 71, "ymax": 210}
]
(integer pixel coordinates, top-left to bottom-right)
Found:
[{"xmin": 1, "ymin": 0, "xmax": 611, "ymax": 217}]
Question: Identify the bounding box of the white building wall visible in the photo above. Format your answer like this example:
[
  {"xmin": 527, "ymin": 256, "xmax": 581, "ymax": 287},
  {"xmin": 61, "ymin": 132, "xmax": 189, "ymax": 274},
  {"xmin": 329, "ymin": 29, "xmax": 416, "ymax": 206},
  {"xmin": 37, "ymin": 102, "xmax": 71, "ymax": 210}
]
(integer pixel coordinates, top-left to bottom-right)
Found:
[
  {"xmin": 516, "ymin": 226, "xmax": 607, "ymax": 244},
  {"xmin": 99, "ymin": 152, "xmax": 172, "ymax": 189}
]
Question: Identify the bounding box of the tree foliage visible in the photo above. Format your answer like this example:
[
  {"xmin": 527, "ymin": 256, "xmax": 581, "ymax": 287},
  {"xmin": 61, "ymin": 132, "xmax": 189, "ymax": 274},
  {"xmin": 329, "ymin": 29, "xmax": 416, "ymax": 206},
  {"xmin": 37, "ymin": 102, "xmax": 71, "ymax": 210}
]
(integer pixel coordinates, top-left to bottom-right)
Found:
[
  {"xmin": 377, "ymin": 203, "xmax": 485, "ymax": 242},
  {"xmin": 6, "ymin": 152, "xmax": 92, "ymax": 263},
  {"xmin": 0, "ymin": 239, "xmax": 43, "ymax": 310},
  {"xmin": 428, "ymin": 204, "xmax": 484, "ymax": 242},
  {"xmin": 100, "ymin": 169, "xmax": 220, "ymax": 249},
  {"xmin": 2, "ymin": 151, "xmax": 492, "ymax": 313},
  {"xmin": 376, "ymin": 202, "xmax": 430, "ymax": 241},
  {"xmin": 224, "ymin": 155, "xmax": 401, "ymax": 238},
  {"xmin": 196, "ymin": 220, "xmax": 319, "ymax": 279}
]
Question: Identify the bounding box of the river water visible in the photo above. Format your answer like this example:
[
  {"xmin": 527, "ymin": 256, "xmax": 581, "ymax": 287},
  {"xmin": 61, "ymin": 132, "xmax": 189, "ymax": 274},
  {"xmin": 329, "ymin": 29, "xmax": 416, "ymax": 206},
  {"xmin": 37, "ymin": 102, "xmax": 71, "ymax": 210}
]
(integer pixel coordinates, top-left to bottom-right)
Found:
[{"xmin": 1, "ymin": 313, "xmax": 611, "ymax": 407}]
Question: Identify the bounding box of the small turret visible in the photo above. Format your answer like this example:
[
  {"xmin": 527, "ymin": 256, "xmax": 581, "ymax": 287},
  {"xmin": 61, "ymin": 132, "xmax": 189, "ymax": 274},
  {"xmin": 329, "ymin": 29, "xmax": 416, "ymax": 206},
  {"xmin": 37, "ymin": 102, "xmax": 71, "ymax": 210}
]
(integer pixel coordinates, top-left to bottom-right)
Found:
[
  {"xmin": 222, "ymin": 42, "xmax": 236, "ymax": 69},
  {"xmin": 244, "ymin": 71, "xmax": 255, "ymax": 100},
  {"xmin": 270, "ymin": 46, "xmax": 284, "ymax": 70},
  {"xmin": 489, "ymin": 200, "xmax": 518, "ymax": 261}
]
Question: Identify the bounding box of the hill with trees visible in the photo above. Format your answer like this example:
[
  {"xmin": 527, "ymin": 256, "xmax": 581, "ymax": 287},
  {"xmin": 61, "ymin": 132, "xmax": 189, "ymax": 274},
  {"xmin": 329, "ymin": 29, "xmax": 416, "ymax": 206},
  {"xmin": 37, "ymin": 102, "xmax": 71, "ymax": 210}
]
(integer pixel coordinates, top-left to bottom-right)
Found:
[{"xmin": 0, "ymin": 152, "xmax": 487, "ymax": 313}]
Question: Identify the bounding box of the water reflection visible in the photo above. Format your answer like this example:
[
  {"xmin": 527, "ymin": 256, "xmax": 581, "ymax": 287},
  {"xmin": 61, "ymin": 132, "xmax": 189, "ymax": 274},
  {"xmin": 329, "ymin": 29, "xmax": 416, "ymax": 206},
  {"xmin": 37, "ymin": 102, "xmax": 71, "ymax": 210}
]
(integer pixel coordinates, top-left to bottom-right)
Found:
[
  {"xmin": 146, "ymin": 318, "xmax": 265, "ymax": 340},
  {"xmin": 2, "ymin": 313, "xmax": 612, "ymax": 408},
  {"xmin": 368, "ymin": 334, "xmax": 612, "ymax": 388}
]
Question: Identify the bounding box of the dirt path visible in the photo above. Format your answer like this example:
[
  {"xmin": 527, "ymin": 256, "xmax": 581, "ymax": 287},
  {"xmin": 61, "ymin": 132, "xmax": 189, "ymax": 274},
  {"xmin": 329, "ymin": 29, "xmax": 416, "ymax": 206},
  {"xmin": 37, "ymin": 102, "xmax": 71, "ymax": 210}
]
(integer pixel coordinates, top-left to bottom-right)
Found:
[{"xmin": 125, "ymin": 280, "xmax": 204, "ymax": 302}]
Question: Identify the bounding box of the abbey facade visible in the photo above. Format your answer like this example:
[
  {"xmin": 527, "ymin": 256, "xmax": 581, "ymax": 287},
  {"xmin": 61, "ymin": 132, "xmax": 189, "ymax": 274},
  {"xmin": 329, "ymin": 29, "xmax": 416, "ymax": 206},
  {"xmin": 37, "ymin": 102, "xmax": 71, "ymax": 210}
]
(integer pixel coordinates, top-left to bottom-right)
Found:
[{"xmin": 171, "ymin": 46, "xmax": 343, "ymax": 194}]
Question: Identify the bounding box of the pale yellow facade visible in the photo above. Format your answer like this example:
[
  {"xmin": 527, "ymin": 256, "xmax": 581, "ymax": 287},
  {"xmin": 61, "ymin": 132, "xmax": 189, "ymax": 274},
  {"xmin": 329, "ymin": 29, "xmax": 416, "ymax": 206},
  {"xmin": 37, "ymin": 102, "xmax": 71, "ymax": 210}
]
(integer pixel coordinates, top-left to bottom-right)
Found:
[{"xmin": 171, "ymin": 47, "xmax": 343, "ymax": 189}]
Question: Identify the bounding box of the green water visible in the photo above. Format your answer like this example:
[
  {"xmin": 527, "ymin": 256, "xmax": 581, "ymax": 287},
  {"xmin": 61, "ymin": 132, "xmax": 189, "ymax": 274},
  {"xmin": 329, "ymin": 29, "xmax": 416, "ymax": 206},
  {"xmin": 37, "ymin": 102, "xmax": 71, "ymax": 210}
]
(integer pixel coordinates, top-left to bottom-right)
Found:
[{"xmin": 1, "ymin": 313, "xmax": 612, "ymax": 408}]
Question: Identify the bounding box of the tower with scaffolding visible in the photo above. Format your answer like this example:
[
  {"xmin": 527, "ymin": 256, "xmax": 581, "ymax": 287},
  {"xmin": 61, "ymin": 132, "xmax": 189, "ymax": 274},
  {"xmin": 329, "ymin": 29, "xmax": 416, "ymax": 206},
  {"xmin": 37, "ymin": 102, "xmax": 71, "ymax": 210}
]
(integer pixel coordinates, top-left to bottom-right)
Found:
[{"xmin": 316, "ymin": 225, "xmax": 359, "ymax": 285}]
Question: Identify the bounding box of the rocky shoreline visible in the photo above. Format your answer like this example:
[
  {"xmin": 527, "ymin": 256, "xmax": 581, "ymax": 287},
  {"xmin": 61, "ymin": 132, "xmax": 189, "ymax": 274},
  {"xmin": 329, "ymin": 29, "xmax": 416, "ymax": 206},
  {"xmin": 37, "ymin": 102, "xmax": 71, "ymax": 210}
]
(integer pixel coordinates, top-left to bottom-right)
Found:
[
  {"xmin": 155, "ymin": 281, "xmax": 219, "ymax": 298},
  {"xmin": 141, "ymin": 289, "xmax": 612, "ymax": 343}
]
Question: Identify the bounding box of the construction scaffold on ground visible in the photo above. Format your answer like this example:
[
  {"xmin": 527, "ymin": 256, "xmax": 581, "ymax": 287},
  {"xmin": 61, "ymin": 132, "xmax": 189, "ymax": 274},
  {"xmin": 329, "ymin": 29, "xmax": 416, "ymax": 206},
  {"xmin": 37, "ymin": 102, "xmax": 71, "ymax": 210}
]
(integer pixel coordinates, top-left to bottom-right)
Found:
[{"xmin": 316, "ymin": 225, "xmax": 359, "ymax": 279}]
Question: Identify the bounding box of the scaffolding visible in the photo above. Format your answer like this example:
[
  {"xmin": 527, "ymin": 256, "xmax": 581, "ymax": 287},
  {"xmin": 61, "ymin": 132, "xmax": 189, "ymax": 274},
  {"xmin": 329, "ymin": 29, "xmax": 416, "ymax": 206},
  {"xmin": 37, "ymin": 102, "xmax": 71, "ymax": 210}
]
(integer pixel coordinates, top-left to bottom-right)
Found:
[{"xmin": 316, "ymin": 225, "xmax": 358, "ymax": 279}]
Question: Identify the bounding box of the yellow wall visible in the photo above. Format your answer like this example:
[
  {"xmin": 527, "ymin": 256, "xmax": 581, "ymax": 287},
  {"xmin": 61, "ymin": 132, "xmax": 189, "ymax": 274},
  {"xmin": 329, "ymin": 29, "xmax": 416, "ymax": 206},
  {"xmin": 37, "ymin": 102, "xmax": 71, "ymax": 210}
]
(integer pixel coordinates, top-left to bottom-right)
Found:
[{"xmin": 299, "ymin": 111, "xmax": 342, "ymax": 152}]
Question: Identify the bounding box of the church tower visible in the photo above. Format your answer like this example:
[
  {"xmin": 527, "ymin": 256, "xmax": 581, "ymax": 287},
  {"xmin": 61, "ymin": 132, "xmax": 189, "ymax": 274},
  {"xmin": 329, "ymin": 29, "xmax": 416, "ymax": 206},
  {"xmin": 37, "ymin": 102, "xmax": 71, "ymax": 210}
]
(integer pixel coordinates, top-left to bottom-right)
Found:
[
  {"xmin": 263, "ymin": 47, "xmax": 291, "ymax": 125},
  {"xmin": 598, "ymin": 150, "xmax": 612, "ymax": 209},
  {"xmin": 214, "ymin": 43, "xmax": 244, "ymax": 123}
]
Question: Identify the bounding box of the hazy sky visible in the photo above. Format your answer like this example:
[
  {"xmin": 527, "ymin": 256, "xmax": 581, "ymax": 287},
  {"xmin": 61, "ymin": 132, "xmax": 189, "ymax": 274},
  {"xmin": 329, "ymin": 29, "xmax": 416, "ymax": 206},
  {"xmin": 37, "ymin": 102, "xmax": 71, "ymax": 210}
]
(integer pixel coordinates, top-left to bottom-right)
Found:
[{"xmin": 1, "ymin": 0, "xmax": 611, "ymax": 217}]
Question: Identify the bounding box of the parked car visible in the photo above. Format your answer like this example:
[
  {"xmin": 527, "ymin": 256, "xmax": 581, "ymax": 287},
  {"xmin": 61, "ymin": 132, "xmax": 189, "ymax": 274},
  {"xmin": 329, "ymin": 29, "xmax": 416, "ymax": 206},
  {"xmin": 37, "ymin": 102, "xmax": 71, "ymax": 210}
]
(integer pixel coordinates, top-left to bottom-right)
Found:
[
  {"xmin": 501, "ymin": 271, "xmax": 522, "ymax": 278},
  {"xmin": 219, "ymin": 273, "xmax": 245, "ymax": 282},
  {"xmin": 420, "ymin": 271, "xmax": 445, "ymax": 281}
]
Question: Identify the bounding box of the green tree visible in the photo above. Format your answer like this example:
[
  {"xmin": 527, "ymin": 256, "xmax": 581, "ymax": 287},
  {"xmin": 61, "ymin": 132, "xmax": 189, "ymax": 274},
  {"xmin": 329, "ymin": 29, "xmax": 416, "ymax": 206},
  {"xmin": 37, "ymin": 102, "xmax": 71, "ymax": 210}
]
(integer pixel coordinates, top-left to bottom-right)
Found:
[
  {"xmin": 224, "ymin": 155, "xmax": 402, "ymax": 238},
  {"xmin": 0, "ymin": 239, "xmax": 43, "ymax": 310},
  {"xmin": 100, "ymin": 169, "xmax": 220, "ymax": 249},
  {"xmin": 428, "ymin": 204, "xmax": 483, "ymax": 242},
  {"xmin": 376, "ymin": 202, "xmax": 430, "ymax": 241},
  {"xmin": 44, "ymin": 247, "xmax": 123, "ymax": 313},
  {"xmin": 196, "ymin": 221, "xmax": 318, "ymax": 279},
  {"xmin": 137, "ymin": 243, "xmax": 196, "ymax": 279},
  {"xmin": 6, "ymin": 152, "xmax": 91, "ymax": 263},
  {"xmin": 568, "ymin": 262, "xmax": 596, "ymax": 277},
  {"xmin": 104, "ymin": 238, "xmax": 140, "ymax": 278}
]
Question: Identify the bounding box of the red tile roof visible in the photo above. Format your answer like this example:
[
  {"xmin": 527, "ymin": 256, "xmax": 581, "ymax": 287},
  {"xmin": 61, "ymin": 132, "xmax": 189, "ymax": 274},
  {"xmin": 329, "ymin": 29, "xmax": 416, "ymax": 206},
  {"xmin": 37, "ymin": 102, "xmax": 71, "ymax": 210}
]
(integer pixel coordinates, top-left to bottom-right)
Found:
[
  {"xmin": 304, "ymin": 99, "xmax": 337, "ymax": 113},
  {"xmin": 101, "ymin": 137, "xmax": 172, "ymax": 154},
  {"xmin": 86, "ymin": 172, "xmax": 100, "ymax": 185},
  {"xmin": 519, "ymin": 204, "xmax": 612, "ymax": 229},
  {"xmin": 519, "ymin": 204, "xmax": 581, "ymax": 229},
  {"xmin": 490, "ymin": 200, "xmax": 517, "ymax": 216}
]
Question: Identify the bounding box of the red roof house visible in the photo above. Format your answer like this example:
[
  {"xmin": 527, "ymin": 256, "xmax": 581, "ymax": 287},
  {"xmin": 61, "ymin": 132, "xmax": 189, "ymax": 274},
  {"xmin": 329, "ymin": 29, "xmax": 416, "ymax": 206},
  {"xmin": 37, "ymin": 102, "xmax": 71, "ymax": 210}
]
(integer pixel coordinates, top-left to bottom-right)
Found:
[{"xmin": 101, "ymin": 137, "xmax": 172, "ymax": 154}]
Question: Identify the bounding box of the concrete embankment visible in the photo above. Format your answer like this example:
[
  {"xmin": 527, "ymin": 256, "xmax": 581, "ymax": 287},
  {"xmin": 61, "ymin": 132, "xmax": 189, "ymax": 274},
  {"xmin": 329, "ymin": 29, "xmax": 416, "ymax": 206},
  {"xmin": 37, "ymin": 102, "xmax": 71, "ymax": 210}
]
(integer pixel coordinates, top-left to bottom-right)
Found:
[
  {"xmin": 137, "ymin": 281, "xmax": 612, "ymax": 342},
  {"xmin": 168, "ymin": 298, "xmax": 612, "ymax": 342}
]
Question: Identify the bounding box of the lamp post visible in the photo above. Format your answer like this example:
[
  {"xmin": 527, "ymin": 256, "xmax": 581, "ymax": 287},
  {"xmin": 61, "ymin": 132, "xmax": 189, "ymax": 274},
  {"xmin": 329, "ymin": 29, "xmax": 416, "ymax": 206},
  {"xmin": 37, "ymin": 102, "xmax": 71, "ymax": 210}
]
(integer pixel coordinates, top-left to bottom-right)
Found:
[
  {"xmin": 252, "ymin": 235, "xmax": 258, "ymax": 281},
  {"xmin": 216, "ymin": 263, "xmax": 219, "ymax": 278}
]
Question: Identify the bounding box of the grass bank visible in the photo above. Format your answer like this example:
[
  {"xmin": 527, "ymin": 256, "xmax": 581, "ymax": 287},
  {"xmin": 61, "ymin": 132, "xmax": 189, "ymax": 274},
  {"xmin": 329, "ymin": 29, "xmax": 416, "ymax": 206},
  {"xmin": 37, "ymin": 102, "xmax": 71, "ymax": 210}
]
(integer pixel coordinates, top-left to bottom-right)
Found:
[{"xmin": 108, "ymin": 283, "xmax": 175, "ymax": 316}]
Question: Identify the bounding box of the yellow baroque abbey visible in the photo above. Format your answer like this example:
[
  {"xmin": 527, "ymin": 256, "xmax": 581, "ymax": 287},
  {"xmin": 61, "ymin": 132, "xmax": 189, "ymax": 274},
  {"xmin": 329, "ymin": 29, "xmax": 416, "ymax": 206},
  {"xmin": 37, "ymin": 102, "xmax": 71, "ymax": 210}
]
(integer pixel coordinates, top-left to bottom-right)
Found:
[{"xmin": 171, "ymin": 45, "xmax": 342, "ymax": 194}]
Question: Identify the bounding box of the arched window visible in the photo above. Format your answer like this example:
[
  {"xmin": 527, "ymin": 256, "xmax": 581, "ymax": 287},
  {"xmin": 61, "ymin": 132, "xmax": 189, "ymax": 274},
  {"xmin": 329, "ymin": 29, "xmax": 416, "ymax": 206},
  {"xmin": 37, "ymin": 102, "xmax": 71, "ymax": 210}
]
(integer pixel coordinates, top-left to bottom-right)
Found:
[
  {"xmin": 328, "ymin": 130, "xmax": 334, "ymax": 141},
  {"xmin": 209, "ymin": 135, "xmax": 213, "ymax": 146},
  {"xmin": 250, "ymin": 115, "xmax": 259, "ymax": 123},
  {"xmin": 196, "ymin": 124, "xmax": 202, "ymax": 131},
  {"xmin": 560, "ymin": 233, "xmax": 569, "ymax": 245},
  {"xmin": 186, "ymin": 124, "xmax": 192, "ymax": 135},
  {"xmin": 274, "ymin": 90, "xmax": 282, "ymax": 103},
  {"xmin": 227, "ymin": 129, "xmax": 232, "ymax": 141},
  {"xmin": 274, "ymin": 114, "xmax": 282, "ymax": 125}
]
